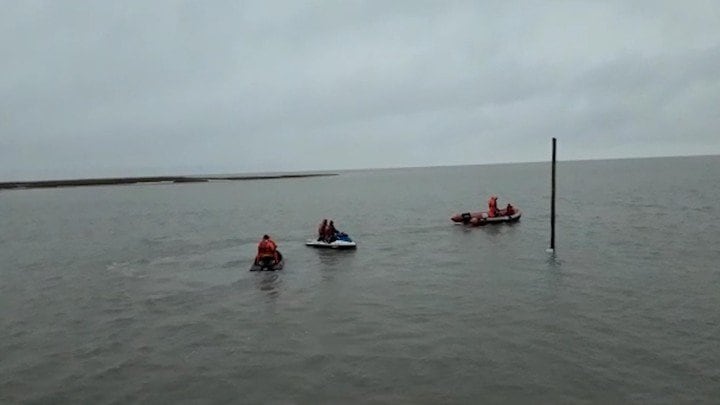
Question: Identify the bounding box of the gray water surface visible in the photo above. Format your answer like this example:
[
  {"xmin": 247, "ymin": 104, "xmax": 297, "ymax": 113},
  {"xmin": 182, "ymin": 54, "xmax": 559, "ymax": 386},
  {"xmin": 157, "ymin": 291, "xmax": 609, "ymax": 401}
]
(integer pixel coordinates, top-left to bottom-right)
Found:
[{"xmin": 1, "ymin": 156, "xmax": 719, "ymax": 403}]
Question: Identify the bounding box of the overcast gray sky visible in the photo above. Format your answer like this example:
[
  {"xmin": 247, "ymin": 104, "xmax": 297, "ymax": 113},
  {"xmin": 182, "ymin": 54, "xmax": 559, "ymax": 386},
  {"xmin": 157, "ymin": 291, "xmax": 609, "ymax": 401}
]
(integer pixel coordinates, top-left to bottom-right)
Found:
[{"xmin": 1, "ymin": 1, "xmax": 719, "ymax": 180}]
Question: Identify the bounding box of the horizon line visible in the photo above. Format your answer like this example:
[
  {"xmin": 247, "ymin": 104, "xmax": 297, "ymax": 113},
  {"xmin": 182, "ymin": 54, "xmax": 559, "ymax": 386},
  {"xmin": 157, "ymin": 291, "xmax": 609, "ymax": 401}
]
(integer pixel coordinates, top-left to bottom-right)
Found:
[{"xmin": 2, "ymin": 152, "xmax": 718, "ymax": 184}]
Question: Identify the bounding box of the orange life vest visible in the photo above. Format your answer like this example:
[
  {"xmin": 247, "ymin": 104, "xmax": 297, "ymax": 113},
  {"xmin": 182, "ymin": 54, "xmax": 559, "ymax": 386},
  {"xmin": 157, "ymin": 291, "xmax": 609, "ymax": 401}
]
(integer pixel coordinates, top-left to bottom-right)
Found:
[
  {"xmin": 488, "ymin": 197, "xmax": 497, "ymax": 217},
  {"xmin": 258, "ymin": 239, "xmax": 276, "ymax": 255}
]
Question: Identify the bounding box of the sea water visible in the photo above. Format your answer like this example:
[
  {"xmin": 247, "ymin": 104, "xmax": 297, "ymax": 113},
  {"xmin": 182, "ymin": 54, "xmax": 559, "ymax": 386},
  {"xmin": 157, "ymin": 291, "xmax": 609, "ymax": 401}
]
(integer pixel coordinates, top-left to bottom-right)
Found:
[{"xmin": 1, "ymin": 156, "xmax": 718, "ymax": 403}]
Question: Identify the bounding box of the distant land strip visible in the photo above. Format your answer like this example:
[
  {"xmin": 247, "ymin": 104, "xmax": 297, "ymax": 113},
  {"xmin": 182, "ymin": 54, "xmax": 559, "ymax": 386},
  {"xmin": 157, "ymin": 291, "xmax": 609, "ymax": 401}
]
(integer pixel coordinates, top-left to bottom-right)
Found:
[{"xmin": 0, "ymin": 173, "xmax": 338, "ymax": 190}]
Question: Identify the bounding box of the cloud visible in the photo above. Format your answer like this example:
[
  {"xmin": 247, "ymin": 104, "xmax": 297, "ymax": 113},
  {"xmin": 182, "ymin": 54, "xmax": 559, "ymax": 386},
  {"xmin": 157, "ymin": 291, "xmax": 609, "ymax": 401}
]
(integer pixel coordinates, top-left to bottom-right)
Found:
[{"xmin": 1, "ymin": 0, "xmax": 719, "ymax": 180}]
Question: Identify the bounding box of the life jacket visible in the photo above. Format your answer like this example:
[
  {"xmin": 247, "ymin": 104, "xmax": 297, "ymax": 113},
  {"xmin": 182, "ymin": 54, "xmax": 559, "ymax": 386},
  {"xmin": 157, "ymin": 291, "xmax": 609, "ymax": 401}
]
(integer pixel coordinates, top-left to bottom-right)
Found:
[
  {"xmin": 318, "ymin": 223, "xmax": 327, "ymax": 236},
  {"xmin": 258, "ymin": 239, "xmax": 276, "ymax": 255},
  {"xmin": 488, "ymin": 197, "xmax": 497, "ymax": 217}
]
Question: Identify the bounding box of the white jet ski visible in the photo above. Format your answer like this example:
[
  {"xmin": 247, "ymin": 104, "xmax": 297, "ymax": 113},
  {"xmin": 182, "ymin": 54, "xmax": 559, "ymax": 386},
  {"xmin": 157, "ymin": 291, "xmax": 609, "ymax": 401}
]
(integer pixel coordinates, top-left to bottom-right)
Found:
[{"xmin": 306, "ymin": 233, "xmax": 357, "ymax": 249}]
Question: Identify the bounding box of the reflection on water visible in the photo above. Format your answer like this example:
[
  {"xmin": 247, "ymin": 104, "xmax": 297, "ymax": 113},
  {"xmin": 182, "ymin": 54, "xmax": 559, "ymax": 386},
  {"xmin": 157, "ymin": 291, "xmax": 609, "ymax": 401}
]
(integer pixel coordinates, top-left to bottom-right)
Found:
[
  {"xmin": 545, "ymin": 250, "xmax": 562, "ymax": 267},
  {"xmin": 316, "ymin": 248, "xmax": 356, "ymax": 266},
  {"xmin": 255, "ymin": 272, "xmax": 281, "ymax": 298}
]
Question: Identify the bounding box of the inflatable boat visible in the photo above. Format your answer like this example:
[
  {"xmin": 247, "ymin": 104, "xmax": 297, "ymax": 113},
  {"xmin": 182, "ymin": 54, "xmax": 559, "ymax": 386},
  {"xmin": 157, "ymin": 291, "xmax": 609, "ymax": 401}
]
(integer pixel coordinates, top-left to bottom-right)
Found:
[
  {"xmin": 249, "ymin": 251, "xmax": 284, "ymax": 271},
  {"xmin": 305, "ymin": 233, "xmax": 357, "ymax": 249},
  {"xmin": 451, "ymin": 209, "xmax": 522, "ymax": 226}
]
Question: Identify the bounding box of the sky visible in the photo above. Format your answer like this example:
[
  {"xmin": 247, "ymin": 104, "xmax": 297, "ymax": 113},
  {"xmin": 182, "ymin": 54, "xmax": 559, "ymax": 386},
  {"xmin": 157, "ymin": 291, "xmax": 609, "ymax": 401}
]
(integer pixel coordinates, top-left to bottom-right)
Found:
[{"xmin": 1, "ymin": 1, "xmax": 719, "ymax": 180}]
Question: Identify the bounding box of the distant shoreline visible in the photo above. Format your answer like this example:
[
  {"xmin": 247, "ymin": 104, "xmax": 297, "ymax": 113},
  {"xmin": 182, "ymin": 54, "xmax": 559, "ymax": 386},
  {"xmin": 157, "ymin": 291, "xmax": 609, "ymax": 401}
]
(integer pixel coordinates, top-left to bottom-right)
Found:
[{"xmin": 0, "ymin": 173, "xmax": 338, "ymax": 190}]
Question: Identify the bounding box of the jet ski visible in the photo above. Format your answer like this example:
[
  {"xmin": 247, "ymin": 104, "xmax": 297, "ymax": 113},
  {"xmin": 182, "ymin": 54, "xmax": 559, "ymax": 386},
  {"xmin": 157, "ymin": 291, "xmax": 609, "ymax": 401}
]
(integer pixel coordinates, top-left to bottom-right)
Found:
[
  {"xmin": 451, "ymin": 208, "xmax": 522, "ymax": 226},
  {"xmin": 249, "ymin": 251, "xmax": 284, "ymax": 271},
  {"xmin": 305, "ymin": 232, "xmax": 357, "ymax": 249}
]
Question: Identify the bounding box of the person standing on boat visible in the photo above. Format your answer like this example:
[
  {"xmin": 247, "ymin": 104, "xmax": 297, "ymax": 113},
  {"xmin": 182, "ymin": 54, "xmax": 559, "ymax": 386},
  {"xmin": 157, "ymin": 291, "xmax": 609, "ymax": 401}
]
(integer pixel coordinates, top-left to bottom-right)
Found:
[
  {"xmin": 317, "ymin": 219, "xmax": 328, "ymax": 241},
  {"xmin": 487, "ymin": 195, "xmax": 499, "ymax": 218}
]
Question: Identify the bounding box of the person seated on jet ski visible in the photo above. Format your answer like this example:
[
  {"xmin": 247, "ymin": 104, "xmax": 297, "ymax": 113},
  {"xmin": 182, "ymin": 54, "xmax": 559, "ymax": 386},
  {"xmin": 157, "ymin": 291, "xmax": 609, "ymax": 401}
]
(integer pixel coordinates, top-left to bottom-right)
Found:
[
  {"xmin": 326, "ymin": 220, "xmax": 339, "ymax": 242},
  {"xmin": 505, "ymin": 203, "xmax": 516, "ymax": 216},
  {"xmin": 255, "ymin": 234, "xmax": 279, "ymax": 264},
  {"xmin": 317, "ymin": 219, "xmax": 328, "ymax": 241}
]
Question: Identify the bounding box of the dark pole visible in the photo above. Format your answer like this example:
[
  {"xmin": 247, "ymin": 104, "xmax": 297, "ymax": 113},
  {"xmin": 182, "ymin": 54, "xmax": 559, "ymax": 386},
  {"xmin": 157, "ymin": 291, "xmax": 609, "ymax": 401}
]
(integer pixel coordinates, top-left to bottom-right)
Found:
[{"xmin": 550, "ymin": 137, "xmax": 556, "ymax": 251}]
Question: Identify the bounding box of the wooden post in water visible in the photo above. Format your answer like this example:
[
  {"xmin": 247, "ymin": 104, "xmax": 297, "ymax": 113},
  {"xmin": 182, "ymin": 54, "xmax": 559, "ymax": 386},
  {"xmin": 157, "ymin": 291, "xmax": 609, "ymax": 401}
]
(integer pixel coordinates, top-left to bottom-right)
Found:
[{"xmin": 549, "ymin": 137, "xmax": 557, "ymax": 252}]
